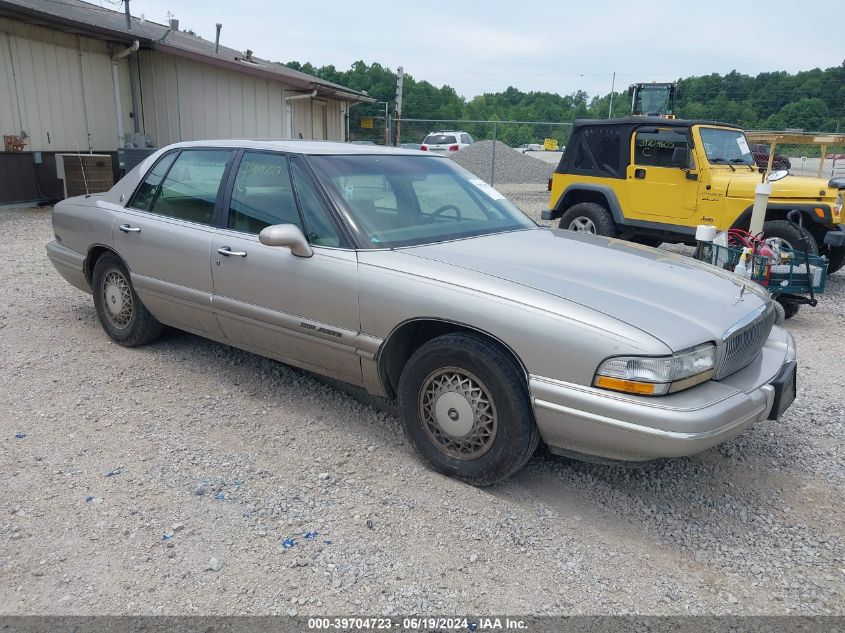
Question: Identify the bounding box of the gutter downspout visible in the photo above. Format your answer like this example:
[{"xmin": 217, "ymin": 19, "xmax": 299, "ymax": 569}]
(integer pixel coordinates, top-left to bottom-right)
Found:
[
  {"xmin": 284, "ymin": 89, "xmax": 317, "ymax": 139},
  {"xmin": 111, "ymin": 40, "xmax": 139, "ymax": 148}
]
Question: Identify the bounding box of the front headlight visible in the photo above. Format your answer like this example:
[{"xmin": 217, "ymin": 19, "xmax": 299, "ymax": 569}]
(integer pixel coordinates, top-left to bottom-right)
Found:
[{"xmin": 593, "ymin": 344, "xmax": 716, "ymax": 396}]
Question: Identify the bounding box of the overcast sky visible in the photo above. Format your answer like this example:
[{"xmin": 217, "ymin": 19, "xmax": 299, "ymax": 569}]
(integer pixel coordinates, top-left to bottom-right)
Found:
[{"xmin": 124, "ymin": 0, "xmax": 842, "ymax": 98}]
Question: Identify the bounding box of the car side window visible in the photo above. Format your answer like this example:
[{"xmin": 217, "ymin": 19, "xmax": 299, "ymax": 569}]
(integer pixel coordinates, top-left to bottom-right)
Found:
[
  {"xmin": 228, "ymin": 152, "xmax": 304, "ymax": 235},
  {"xmin": 460, "ymin": 134, "xmax": 470, "ymax": 144},
  {"xmin": 148, "ymin": 150, "xmax": 231, "ymax": 225},
  {"xmin": 291, "ymin": 159, "xmax": 342, "ymax": 247},
  {"xmin": 634, "ymin": 130, "xmax": 690, "ymax": 168},
  {"xmin": 129, "ymin": 151, "xmax": 178, "ymax": 211}
]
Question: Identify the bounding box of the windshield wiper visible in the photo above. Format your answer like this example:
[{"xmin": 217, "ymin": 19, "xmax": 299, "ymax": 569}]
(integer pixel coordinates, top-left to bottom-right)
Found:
[
  {"xmin": 731, "ymin": 158, "xmax": 756, "ymax": 172},
  {"xmin": 710, "ymin": 157, "xmax": 735, "ymax": 171}
]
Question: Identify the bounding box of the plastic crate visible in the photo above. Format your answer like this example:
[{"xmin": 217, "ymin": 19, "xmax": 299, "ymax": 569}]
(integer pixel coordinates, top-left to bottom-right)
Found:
[{"xmin": 702, "ymin": 242, "xmax": 828, "ymax": 294}]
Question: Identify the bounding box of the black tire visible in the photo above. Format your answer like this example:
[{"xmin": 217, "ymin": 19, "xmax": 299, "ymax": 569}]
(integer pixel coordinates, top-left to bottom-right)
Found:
[
  {"xmin": 762, "ymin": 219, "xmax": 819, "ymax": 255},
  {"xmin": 397, "ymin": 332, "xmax": 539, "ymax": 486},
  {"xmin": 559, "ymin": 202, "xmax": 616, "ymax": 237},
  {"xmin": 772, "ymin": 300, "xmax": 786, "ymax": 323},
  {"xmin": 92, "ymin": 252, "xmax": 163, "ymax": 347},
  {"xmin": 824, "ymin": 244, "xmax": 845, "ymax": 274}
]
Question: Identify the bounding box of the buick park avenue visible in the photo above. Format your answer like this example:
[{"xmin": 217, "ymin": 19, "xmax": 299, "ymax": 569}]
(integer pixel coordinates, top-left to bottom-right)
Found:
[{"xmin": 46, "ymin": 141, "xmax": 796, "ymax": 485}]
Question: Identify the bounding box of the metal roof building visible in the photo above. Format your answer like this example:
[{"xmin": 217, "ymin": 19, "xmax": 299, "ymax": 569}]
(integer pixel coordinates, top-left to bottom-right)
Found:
[{"xmin": 0, "ymin": 0, "xmax": 373, "ymax": 204}]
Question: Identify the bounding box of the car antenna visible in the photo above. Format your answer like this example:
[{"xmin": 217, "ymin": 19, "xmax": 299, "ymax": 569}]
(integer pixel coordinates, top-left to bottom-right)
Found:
[{"xmin": 74, "ymin": 137, "xmax": 90, "ymax": 197}]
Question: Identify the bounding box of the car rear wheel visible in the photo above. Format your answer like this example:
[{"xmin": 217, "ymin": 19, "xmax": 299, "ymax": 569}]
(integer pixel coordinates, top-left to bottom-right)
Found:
[
  {"xmin": 559, "ymin": 202, "xmax": 616, "ymax": 237},
  {"xmin": 762, "ymin": 220, "xmax": 819, "ymax": 255},
  {"xmin": 92, "ymin": 253, "xmax": 163, "ymax": 347},
  {"xmin": 398, "ymin": 332, "xmax": 539, "ymax": 486}
]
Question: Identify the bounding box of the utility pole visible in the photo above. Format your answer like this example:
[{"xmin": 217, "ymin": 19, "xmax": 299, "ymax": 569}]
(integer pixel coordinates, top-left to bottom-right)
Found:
[
  {"xmin": 394, "ymin": 66, "xmax": 404, "ymax": 147},
  {"xmin": 608, "ymin": 71, "xmax": 615, "ymax": 119},
  {"xmin": 124, "ymin": 0, "xmax": 132, "ymax": 30}
]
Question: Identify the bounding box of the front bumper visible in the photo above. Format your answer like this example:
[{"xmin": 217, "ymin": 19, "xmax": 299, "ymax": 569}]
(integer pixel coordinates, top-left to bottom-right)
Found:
[{"xmin": 530, "ymin": 325, "xmax": 796, "ymax": 461}]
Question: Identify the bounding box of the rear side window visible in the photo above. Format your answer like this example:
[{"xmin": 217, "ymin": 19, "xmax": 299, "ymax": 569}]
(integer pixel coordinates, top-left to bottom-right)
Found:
[
  {"xmin": 228, "ymin": 152, "xmax": 303, "ymax": 235},
  {"xmin": 424, "ymin": 134, "xmax": 457, "ymax": 145},
  {"xmin": 569, "ymin": 128, "xmax": 623, "ymax": 177},
  {"xmin": 147, "ymin": 150, "xmax": 231, "ymax": 224},
  {"xmin": 130, "ymin": 152, "xmax": 178, "ymax": 210},
  {"xmin": 460, "ymin": 134, "xmax": 470, "ymax": 144},
  {"xmin": 634, "ymin": 130, "xmax": 690, "ymax": 168}
]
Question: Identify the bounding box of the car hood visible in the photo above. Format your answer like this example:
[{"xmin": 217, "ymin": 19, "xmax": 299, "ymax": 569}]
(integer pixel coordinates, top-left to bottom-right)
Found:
[
  {"xmin": 399, "ymin": 228, "xmax": 769, "ymax": 351},
  {"xmin": 723, "ymin": 172, "xmax": 832, "ymax": 200}
]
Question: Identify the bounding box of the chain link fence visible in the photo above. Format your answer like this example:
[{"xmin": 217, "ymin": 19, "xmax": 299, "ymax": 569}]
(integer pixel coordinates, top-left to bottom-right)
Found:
[
  {"xmin": 346, "ymin": 113, "xmax": 845, "ymax": 190},
  {"xmin": 757, "ymin": 144, "xmax": 845, "ymax": 179},
  {"xmin": 347, "ymin": 115, "xmax": 572, "ymax": 187}
]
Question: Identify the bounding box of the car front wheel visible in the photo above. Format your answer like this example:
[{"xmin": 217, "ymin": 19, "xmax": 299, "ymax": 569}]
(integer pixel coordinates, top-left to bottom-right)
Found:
[
  {"xmin": 398, "ymin": 332, "xmax": 539, "ymax": 486},
  {"xmin": 92, "ymin": 252, "xmax": 163, "ymax": 346}
]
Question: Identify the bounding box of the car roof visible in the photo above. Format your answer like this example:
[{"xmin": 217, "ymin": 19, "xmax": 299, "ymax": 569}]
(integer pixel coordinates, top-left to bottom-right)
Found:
[{"xmin": 163, "ymin": 139, "xmax": 432, "ymax": 156}]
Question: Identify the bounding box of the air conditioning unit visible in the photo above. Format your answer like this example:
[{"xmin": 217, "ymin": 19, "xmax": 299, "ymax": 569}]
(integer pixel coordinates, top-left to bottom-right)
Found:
[
  {"xmin": 55, "ymin": 154, "xmax": 114, "ymax": 199},
  {"xmin": 118, "ymin": 147, "xmax": 158, "ymax": 175}
]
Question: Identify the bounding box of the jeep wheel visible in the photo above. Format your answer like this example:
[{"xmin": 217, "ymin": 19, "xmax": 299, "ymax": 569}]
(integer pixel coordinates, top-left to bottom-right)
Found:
[
  {"xmin": 824, "ymin": 244, "xmax": 845, "ymax": 274},
  {"xmin": 762, "ymin": 220, "xmax": 818, "ymax": 255},
  {"xmin": 559, "ymin": 202, "xmax": 616, "ymax": 237}
]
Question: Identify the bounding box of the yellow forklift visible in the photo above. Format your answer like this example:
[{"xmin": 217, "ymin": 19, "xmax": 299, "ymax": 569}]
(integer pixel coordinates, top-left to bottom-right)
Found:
[{"xmin": 628, "ymin": 82, "xmax": 678, "ymax": 119}]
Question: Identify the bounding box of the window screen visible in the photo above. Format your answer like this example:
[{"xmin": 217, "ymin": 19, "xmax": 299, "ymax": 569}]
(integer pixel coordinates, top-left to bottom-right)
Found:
[{"xmin": 634, "ymin": 130, "xmax": 690, "ymax": 168}]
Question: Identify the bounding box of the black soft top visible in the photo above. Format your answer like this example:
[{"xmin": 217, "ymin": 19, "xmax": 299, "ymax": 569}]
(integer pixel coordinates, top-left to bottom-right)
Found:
[{"xmin": 556, "ymin": 117, "xmax": 743, "ymax": 178}]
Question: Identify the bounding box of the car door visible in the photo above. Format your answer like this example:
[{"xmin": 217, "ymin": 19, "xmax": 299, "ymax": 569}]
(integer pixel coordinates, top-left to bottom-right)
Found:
[
  {"xmin": 626, "ymin": 128, "xmax": 700, "ymax": 221},
  {"xmin": 114, "ymin": 148, "xmax": 234, "ymax": 337},
  {"xmin": 210, "ymin": 151, "xmax": 362, "ymax": 383}
]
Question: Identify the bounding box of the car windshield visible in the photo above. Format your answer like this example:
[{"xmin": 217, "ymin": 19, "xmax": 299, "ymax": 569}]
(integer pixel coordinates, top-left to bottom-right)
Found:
[
  {"xmin": 423, "ymin": 135, "xmax": 457, "ymax": 145},
  {"xmin": 699, "ymin": 127, "xmax": 755, "ymax": 166},
  {"xmin": 308, "ymin": 154, "xmax": 536, "ymax": 249}
]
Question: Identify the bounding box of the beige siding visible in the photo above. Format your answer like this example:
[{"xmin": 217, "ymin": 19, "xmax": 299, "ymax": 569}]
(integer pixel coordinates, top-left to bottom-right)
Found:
[
  {"xmin": 327, "ymin": 100, "xmax": 344, "ymax": 141},
  {"xmin": 1, "ymin": 16, "xmax": 352, "ymax": 152},
  {"xmin": 138, "ymin": 51, "xmax": 290, "ymax": 145},
  {"xmin": 0, "ymin": 17, "xmax": 131, "ymax": 152}
]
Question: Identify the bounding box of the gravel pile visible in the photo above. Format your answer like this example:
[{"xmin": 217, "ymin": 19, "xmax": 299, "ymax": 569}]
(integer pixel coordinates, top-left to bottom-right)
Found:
[
  {"xmin": 450, "ymin": 140, "xmax": 554, "ymax": 184},
  {"xmin": 1, "ymin": 207, "xmax": 843, "ymax": 616}
]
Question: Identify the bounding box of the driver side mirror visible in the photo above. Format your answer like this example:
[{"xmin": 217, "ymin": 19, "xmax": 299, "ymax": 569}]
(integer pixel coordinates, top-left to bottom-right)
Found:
[{"xmin": 258, "ymin": 224, "xmax": 313, "ymax": 258}]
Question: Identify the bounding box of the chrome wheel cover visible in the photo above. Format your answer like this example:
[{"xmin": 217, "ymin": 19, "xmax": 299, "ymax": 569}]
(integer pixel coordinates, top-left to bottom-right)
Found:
[
  {"xmin": 418, "ymin": 367, "xmax": 498, "ymax": 460},
  {"xmin": 568, "ymin": 216, "xmax": 596, "ymax": 233},
  {"xmin": 101, "ymin": 268, "xmax": 133, "ymax": 329}
]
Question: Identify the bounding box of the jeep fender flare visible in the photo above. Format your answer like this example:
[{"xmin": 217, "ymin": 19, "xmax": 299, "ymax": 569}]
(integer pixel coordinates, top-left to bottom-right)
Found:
[
  {"xmin": 545, "ymin": 184, "xmax": 624, "ymax": 222},
  {"xmin": 730, "ymin": 203, "xmax": 833, "ymax": 232}
]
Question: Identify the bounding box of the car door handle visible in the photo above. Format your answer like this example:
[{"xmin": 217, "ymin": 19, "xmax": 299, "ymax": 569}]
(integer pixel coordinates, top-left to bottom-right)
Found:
[
  {"xmin": 217, "ymin": 246, "xmax": 247, "ymax": 257},
  {"xmin": 118, "ymin": 224, "xmax": 141, "ymax": 233}
]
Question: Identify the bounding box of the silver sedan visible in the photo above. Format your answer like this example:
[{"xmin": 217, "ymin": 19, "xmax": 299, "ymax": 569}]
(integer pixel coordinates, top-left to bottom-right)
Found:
[{"xmin": 46, "ymin": 140, "xmax": 796, "ymax": 485}]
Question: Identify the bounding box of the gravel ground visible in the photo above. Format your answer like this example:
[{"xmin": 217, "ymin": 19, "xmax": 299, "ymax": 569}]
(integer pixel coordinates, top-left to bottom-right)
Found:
[
  {"xmin": 1, "ymin": 207, "xmax": 843, "ymax": 616},
  {"xmin": 451, "ymin": 141, "xmax": 554, "ymax": 184}
]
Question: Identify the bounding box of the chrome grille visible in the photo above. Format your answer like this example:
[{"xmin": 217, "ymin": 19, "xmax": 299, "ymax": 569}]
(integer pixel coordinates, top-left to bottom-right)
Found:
[{"xmin": 716, "ymin": 305, "xmax": 776, "ymax": 379}]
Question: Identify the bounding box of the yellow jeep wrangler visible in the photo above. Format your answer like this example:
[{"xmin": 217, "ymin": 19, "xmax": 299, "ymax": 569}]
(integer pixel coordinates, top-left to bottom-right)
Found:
[{"xmin": 544, "ymin": 117, "xmax": 845, "ymax": 272}]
